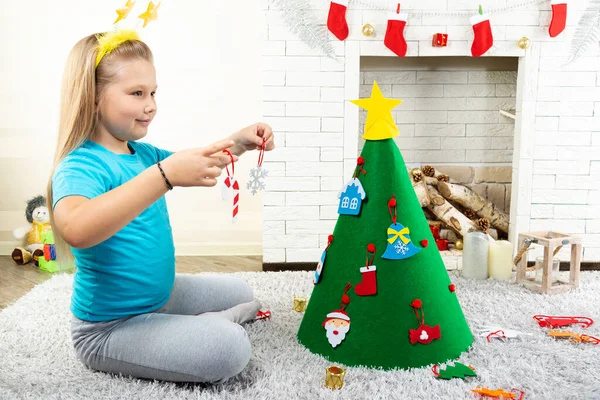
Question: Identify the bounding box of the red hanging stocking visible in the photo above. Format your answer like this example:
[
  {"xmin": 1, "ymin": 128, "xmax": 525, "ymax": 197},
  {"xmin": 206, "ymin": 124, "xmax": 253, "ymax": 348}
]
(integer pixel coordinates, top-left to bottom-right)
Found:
[
  {"xmin": 384, "ymin": 5, "xmax": 408, "ymax": 57},
  {"xmin": 355, "ymin": 266, "xmax": 377, "ymax": 296},
  {"xmin": 470, "ymin": 14, "xmax": 493, "ymax": 57},
  {"xmin": 327, "ymin": 0, "xmax": 349, "ymax": 41},
  {"xmin": 355, "ymin": 244, "xmax": 377, "ymax": 296},
  {"xmin": 549, "ymin": 0, "xmax": 567, "ymax": 38}
]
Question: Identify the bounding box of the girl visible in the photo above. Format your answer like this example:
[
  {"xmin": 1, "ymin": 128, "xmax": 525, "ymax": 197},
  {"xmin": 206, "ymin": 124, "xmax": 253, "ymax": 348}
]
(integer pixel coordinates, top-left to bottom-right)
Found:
[{"xmin": 48, "ymin": 29, "xmax": 275, "ymax": 384}]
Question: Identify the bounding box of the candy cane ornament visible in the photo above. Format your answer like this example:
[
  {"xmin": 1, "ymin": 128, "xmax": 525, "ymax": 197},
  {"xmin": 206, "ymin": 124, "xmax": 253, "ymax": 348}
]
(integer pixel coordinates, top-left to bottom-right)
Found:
[{"xmin": 221, "ymin": 150, "xmax": 239, "ymax": 223}]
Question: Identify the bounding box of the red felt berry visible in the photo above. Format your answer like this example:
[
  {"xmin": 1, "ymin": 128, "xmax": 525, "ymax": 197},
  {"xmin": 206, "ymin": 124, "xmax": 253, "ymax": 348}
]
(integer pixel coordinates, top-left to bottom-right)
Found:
[
  {"xmin": 328, "ymin": 234, "xmax": 334, "ymax": 242},
  {"xmin": 388, "ymin": 197, "xmax": 397, "ymax": 208},
  {"xmin": 367, "ymin": 243, "xmax": 376, "ymax": 253},
  {"xmin": 411, "ymin": 299, "xmax": 422, "ymax": 309},
  {"xmin": 449, "ymin": 284, "xmax": 456, "ymax": 293},
  {"xmin": 357, "ymin": 156, "xmax": 365, "ymax": 165},
  {"xmin": 342, "ymin": 294, "xmax": 351, "ymax": 304},
  {"xmin": 420, "ymin": 239, "xmax": 428, "ymax": 248}
]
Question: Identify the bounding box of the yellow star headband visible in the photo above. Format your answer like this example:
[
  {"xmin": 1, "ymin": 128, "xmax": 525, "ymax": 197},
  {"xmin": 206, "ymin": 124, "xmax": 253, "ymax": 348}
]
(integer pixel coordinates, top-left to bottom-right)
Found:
[
  {"xmin": 95, "ymin": 29, "xmax": 141, "ymax": 68},
  {"xmin": 95, "ymin": 0, "xmax": 161, "ymax": 68}
]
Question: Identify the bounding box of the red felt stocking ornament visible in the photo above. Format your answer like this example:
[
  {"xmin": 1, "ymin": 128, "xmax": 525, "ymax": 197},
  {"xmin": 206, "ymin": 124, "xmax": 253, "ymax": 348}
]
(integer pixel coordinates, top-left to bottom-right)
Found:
[
  {"xmin": 549, "ymin": 0, "xmax": 567, "ymax": 38},
  {"xmin": 327, "ymin": 0, "xmax": 349, "ymax": 41},
  {"xmin": 355, "ymin": 244, "xmax": 377, "ymax": 296},
  {"xmin": 470, "ymin": 13, "xmax": 493, "ymax": 57},
  {"xmin": 384, "ymin": 4, "xmax": 408, "ymax": 57}
]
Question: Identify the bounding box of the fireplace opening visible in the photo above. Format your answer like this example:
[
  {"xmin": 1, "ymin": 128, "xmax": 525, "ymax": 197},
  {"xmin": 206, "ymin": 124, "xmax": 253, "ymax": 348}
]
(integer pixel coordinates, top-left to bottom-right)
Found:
[{"xmin": 358, "ymin": 56, "xmax": 519, "ymax": 267}]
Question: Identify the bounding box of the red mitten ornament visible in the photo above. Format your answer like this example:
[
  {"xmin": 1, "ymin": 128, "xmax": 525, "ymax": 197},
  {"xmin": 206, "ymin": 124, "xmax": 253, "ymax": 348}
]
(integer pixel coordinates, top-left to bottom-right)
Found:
[
  {"xmin": 327, "ymin": 0, "xmax": 349, "ymax": 41},
  {"xmin": 355, "ymin": 244, "xmax": 377, "ymax": 296},
  {"xmin": 470, "ymin": 14, "xmax": 493, "ymax": 57},
  {"xmin": 409, "ymin": 299, "xmax": 442, "ymax": 345},
  {"xmin": 549, "ymin": 0, "xmax": 567, "ymax": 38},
  {"xmin": 384, "ymin": 4, "xmax": 408, "ymax": 57}
]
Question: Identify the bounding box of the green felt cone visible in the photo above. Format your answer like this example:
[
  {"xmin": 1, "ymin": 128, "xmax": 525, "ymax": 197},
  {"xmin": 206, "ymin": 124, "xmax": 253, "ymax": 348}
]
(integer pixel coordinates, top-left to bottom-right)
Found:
[{"xmin": 297, "ymin": 138, "xmax": 473, "ymax": 370}]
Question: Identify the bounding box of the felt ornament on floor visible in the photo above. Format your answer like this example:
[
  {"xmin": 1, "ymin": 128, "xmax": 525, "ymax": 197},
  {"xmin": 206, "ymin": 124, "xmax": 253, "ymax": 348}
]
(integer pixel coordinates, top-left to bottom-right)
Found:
[
  {"xmin": 323, "ymin": 283, "xmax": 352, "ymax": 348},
  {"xmin": 247, "ymin": 137, "xmax": 268, "ymax": 195},
  {"xmin": 474, "ymin": 326, "xmax": 533, "ymax": 342},
  {"xmin": 549, "ymin": 0, "xmax": 567, "ymax": 37},
  {"xmin": 354, "ymin": 244, "xmax": 378, "ymax": 296},
  {"xmin": 408, "ymin": 299, "xmax": 441, "ymax": 345},
  {"xmin": 314, "ymin": 235, "xmax": 334, "ymax": 285},
  {"xmin": 384, "ymin": 4, "xmax": 408, "ymax": 57},
  {"xmin": 337, "ymin": 157, "xmax": 367, "ymax": 216},
  {"xmin": 470, "ymin": 7, "xmax": 493, "ymax": 57},
  {"xmin": 472, "ymin": 387, "xmax": 526, "ymax": 400},
  {"xmin": 327, "ymin": 0, "xmax": 349, "ymax": 41},
  {"xmin": 221, "ymin": 150, "xmax": 239, "ymax": 223},
  {"xmin": 533, "ymin": 315, "xmax": 594, "ymax": 329},
  {"xmin": 382, "ymin": 195, "xmax": 422, "ymax": 260},
  {"xmin": 432, "ymin": 363, "xmax": 477, "ymax": 380}
]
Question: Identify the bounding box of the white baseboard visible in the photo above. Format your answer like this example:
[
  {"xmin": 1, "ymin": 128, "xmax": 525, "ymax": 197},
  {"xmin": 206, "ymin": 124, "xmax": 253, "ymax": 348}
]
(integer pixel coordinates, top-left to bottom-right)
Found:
[{"xmin": 0, "ymin": 241, "xmax": 263, "ymax": 257}]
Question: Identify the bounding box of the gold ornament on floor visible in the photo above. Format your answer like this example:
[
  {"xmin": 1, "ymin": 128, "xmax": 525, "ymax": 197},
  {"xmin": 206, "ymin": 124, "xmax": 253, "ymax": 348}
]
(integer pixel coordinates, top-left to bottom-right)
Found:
[
  {"xmin": 455, "ymin": 239, "xmax": 464, "ymax": 250},
  {"xmin": 293, "ymin": 296, "xmax": 307, "ymax": 312},
  {"xmin": 411, "ymin": 168, "xmax": 423, "ymax": 182},
  {"xmin": 422, "ymin": 165, "xmax": 435, "ymax": 177},
  {"xmin": 437, "ymin": 174, "xmax": 449, "ymax": 183},
  {"xmin": 518, "ymin": 37, "xmax": 531, "ymax": 49},
  {"xmin": 325, "ymin": 366, "xmax": 346, "ymax": 390},
  {"xmin": 477, "ymin": 218, "xmax": 490, "ymax": 233},
  {"xmin": 362, "ymin": 24, "xmax": 375, "ymax": 37}
]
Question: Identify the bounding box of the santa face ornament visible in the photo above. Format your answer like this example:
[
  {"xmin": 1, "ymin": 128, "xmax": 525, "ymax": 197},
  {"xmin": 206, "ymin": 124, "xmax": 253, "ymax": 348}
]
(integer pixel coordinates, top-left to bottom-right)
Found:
[{"xmin": 323, "ymin": 310, "xmax": 351, "ymax": 348}]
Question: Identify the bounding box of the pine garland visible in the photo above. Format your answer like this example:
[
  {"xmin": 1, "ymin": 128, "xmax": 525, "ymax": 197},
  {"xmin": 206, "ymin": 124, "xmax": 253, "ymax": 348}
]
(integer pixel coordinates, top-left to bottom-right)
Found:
[
  {"xmin": 565, "ymin": 0, "xmax": 600, "ymax": 65},
  {"xmin": 271, "ymin": 0, "xmax": 337, "ymax": 59}
]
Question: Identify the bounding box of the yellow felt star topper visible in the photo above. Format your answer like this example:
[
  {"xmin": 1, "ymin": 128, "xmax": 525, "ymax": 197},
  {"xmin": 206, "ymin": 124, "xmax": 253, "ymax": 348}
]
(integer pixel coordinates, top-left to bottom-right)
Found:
[
  {"xmin": 138, "ymin": 1, "xmax": 161, "ymax": 28},
  {"xmin": 114, "ymin": 0, "xmax": 136, "ymax": 24},
  {"xmin": 351, "ymin": 81, "xmax": 403, "ymax": 140}
]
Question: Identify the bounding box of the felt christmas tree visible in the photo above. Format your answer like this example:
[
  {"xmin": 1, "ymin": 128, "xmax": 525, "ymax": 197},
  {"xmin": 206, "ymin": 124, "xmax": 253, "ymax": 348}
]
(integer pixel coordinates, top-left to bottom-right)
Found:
[{"xmin": 297, "ymin": 81, "xmax": 473, "ymax": 370}]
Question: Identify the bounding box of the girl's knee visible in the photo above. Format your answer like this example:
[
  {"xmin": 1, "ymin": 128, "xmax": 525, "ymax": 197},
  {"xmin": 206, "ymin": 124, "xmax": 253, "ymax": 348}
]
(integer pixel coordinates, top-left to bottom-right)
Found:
[
  {"xmin": 231, "ymin": 277, "xmax": 254, "ymax": 303},
  {"xmin": 214, "ymin": 324, "xmax": 252, "ymax": 381}
]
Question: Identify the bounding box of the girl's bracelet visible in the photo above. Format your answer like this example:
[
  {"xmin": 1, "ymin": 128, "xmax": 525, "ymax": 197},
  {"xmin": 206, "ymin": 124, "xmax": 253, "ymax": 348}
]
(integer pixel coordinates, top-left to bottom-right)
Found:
[{"xmin": 156, "ymin": 162, "xmax": 173, "ymax": 191}]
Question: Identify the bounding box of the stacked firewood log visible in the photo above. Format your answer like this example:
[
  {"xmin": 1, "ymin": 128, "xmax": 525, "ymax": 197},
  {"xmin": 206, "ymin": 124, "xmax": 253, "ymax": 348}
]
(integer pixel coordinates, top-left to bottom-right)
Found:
[{"xmin": 409, "ymin": 165, "xmax": 509, "ymax": 241}]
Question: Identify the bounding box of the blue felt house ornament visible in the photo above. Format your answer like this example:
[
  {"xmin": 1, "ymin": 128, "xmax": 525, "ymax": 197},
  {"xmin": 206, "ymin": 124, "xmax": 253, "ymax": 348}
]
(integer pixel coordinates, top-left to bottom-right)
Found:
[{"xmin": 338, "ymin": 178, "xmax": 366, "ymax": 216}]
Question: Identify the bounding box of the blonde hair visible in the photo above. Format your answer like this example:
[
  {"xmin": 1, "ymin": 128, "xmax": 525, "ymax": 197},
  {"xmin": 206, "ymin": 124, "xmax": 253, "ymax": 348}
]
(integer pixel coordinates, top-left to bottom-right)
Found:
[{"xmin": 47, "ymin": 32, "xmax": 153, "ymax": 264}]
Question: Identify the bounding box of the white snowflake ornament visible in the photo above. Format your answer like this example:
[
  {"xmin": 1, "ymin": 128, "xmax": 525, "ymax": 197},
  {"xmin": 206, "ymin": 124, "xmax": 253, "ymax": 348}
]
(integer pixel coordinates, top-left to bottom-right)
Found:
[{"xmin": 247, "ymin": 167, "xmax": 268, "ymax": 195}]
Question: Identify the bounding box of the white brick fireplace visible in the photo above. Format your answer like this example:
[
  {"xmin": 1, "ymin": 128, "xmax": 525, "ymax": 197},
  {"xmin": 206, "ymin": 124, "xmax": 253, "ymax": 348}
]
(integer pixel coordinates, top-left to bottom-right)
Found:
[{"xmin": 261, "ymin": 0, "xmax": 600, "ymax": 265}]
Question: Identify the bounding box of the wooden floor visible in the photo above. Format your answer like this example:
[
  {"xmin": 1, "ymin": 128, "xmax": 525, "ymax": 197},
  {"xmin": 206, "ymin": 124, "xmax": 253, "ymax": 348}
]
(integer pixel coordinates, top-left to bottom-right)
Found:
[{"xmin": 0, "ymin": 255, "xmax": 262, "ymax": 310}]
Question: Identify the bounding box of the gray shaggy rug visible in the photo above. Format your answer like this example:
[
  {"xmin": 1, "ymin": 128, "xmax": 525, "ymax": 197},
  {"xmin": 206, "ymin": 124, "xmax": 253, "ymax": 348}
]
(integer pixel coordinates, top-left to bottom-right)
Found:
[{"xmin": 1, "ymin": 271, "xmax": 599, "ymax": 400}]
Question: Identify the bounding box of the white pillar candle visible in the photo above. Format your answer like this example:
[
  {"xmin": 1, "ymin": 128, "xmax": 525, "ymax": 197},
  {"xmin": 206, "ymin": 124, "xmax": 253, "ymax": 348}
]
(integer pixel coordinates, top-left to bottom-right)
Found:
[
  {"xmin": 488, "ymin": 240, "xmax": 514, "ymax": 281},
  {"xmin": 461, "ymin": 232, "xmax": 490, "ymax": 280}
]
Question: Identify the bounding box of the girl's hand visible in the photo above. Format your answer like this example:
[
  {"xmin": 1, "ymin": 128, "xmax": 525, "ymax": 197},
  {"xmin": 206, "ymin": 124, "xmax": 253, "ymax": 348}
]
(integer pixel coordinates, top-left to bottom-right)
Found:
[
  {"xmin": 160, "ymin": 139, "xmax": 238, "ymax": 187},
  {"xmin": 230, "ymin": 122, "xmax": 275, "ymax": 155}
]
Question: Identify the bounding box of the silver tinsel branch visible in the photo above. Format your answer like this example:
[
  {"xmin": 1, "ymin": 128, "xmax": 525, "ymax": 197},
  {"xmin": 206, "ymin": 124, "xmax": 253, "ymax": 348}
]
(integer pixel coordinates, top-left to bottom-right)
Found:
[
  {"xmin": 272, "ymin": 0, "xmax": 337, "ymax": 59},
  {"xmin": 565, "ymin": 0, "xmax": 600, "ymax": 65}
]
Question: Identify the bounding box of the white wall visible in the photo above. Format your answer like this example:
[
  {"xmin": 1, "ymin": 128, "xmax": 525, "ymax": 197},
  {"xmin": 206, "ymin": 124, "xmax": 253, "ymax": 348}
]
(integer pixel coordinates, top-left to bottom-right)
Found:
[{"xmin": 0, "ymin": 0, "xmax": 265, "ymax": 255}]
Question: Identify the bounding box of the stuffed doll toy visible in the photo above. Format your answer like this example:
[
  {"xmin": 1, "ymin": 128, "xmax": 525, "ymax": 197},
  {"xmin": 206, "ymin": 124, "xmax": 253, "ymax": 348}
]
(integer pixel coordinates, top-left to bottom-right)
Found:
[{"xmin": 11, "ymin": 195, "xmax": 52, "ymax": 267}]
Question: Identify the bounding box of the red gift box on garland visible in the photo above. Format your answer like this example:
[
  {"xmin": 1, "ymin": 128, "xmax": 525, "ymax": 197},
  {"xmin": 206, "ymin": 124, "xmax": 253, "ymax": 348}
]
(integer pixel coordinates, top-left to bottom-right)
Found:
[{"xmin": 432, "ymin": 33, "xmax": 448, "ymax": 47}]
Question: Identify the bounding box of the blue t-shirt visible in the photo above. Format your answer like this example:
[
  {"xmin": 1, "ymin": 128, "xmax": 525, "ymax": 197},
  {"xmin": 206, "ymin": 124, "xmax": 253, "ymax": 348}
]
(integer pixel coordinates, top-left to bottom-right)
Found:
[{"xmin": 52, "ymin": 139, "xmax": 175, "ymax": 322}]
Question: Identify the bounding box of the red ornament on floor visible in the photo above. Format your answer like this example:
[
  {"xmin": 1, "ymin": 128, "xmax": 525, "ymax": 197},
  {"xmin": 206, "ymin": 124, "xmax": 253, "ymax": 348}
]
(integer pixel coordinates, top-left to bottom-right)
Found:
[
  {"xmin": 429, "ymin": 225, "xmax": 440, "ymax": 240},
  {"xmin": 432, "ymin": 33, "xmax": 448, "ymax": 47},
  {"xmin": 436, "ymin": 238, "xmax": 449, "ymax": 251}
]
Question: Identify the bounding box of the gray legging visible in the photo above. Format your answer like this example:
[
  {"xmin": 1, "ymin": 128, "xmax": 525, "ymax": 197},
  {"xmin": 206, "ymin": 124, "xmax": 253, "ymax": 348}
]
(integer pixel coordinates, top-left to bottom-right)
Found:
[{"xmin": 71, "ymin": 274, "xmax": 255, "ymax": 383}]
